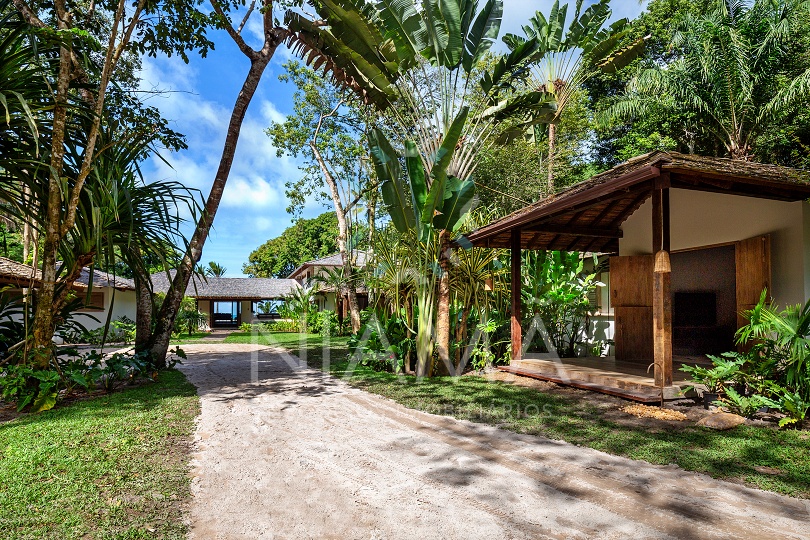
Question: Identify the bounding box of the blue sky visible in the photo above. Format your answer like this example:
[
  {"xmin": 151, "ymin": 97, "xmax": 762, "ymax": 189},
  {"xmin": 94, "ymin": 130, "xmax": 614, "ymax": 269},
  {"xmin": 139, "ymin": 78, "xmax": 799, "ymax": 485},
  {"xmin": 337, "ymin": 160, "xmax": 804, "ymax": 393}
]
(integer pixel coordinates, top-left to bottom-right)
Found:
[{"xmin": 138, "ymin": 1, "xmax": 647, "ymax": 277}]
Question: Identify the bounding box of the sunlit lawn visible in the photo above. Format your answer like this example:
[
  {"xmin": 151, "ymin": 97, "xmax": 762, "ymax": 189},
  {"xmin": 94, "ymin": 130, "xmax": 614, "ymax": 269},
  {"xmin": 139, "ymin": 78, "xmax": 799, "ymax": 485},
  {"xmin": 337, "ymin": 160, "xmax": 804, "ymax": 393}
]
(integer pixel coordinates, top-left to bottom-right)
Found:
[
  {"xmin": 260, "ymin": 331, "xmax": 810, "ymax": 499},
  {"xmin": 0, "ymin": 370, "xmax": 199, "ymax": 539}
]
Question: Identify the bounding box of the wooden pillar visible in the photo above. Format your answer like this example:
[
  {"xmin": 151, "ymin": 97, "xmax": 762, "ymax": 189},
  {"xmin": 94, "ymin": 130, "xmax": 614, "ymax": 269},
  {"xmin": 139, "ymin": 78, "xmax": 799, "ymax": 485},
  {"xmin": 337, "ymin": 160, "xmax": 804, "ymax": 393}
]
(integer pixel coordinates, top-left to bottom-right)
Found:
[
  {"xmin": 511, "ymin": 228, "xmax": 522, "ymax": 363},
  {"xmin": 652, "ymin": 188, "xmax": 673, "ymax": 387}
]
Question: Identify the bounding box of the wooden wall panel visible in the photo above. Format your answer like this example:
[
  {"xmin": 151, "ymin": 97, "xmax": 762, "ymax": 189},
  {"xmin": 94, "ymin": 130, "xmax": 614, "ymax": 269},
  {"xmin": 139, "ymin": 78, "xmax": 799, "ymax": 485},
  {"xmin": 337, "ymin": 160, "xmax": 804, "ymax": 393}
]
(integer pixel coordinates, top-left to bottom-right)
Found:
[
  {"xmin": 735, "ymin": 235, "xmax": 771, "ymax": 329},
  {"xmin": 611, "ymin": 255, "xmax": 655, "ymax": 362},
  {"xmin": 610, "ymin": 255, "xmax": 654, "ymax": 307}
]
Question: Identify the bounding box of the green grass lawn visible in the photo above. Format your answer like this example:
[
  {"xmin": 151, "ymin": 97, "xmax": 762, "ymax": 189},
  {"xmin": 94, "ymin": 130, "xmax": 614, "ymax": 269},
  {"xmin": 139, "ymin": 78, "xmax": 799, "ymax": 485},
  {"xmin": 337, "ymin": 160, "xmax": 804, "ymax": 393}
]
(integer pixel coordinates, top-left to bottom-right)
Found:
[
  {"xmin": 0, "ymin": 370, "xmax": 200, "ymax": 539},
  {"xmin": 268, "ymin": 332, "xmax": 810, "ymax": 499}
]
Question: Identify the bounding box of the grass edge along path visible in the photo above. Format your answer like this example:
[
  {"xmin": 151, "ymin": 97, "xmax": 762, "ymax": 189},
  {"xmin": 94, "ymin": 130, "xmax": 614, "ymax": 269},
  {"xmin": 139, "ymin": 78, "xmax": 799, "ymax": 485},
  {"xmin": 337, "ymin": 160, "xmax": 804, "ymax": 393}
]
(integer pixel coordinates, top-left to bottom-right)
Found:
[
  {"xmin": 0, "ymin": 369, "xmax": 200, "ymax": 540},
  {"xmin": 224, "ymin": 331, "xmax": 810, "ymax": 499}
]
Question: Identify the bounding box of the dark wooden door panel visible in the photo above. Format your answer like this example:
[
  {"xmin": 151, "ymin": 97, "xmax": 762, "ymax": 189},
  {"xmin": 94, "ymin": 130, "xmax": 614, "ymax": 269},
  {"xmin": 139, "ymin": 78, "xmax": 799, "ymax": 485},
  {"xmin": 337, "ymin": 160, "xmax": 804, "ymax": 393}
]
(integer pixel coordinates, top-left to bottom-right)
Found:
[
  {"xmin": 610, "ymin": 255, "xmax": 654, "ymax": 307},
  {"xmin": 615, "ymin": 307, "xmax": 654, "ymax": 362},
  {"xmin": 735, "ymin": 235, "xmax": 771, "ymax": 329}
]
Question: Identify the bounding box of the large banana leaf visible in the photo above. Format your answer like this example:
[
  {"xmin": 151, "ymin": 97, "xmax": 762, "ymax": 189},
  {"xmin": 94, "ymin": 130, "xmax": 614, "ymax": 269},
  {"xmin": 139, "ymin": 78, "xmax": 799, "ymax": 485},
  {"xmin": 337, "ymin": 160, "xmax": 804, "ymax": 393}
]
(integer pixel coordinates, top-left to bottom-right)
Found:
[
  {"xmin": 422, "ymin": 0, "xmax": 463, "ymax": 68},
  {"xmin": 405, "ymin": 140, "xmax": 427, "ymax": 214},
  {"xmin": 564, "ymin": 0, "xmax": 611, "ymax": 50},
  {"xmin": 481, "ymin": 91, "xmax": 557, "ymax": 123},
  {"xmin": 462, "ymin": 0, "xmax": 502, "ymax": 72},
  {"xmin": 369, "ymin": 128, "xmax": 415, "ymax": 233},
  {"xmin": 434, "ymin": 176, "xmax": 476, "ymax": 231},
  {"xmin": 377, "ymin": 0, "xmax": 427, "ymax": 66},
  {"xmin": 319, "ymin": 0, "xmax": 399, "ymax": 73},
  {"xmin": 481, "ymin": 36, "xmax": 540, "ymax": 98},
  {"xmin": 421, "ymin": 107, "xmax": 468, "ymax": 224},
  {"xmin": 285, "ymin": 11, "xmax": 398, "ymax": 108}
]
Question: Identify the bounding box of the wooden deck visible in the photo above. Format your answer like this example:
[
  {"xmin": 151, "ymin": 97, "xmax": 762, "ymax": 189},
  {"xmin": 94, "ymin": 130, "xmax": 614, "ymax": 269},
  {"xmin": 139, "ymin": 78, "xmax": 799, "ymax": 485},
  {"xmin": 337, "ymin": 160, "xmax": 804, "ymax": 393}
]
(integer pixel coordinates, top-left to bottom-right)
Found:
[{"xmin": 499, "ymin": 355, "xmax": 707, "ymax": 403}]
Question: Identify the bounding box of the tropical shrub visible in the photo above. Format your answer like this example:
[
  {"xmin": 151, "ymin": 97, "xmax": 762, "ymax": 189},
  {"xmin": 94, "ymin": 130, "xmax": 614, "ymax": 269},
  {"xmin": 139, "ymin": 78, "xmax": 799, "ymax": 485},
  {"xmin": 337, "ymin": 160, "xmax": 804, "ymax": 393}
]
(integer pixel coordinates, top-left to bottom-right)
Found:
[
  {"xmin": 736, "ymin": 291, "xmax": 810, "ymax": 400},
  {"xmin": 680, "ymin": 353, "xmax": 746, "ymax": 394},
  {"xmin": 174, "ymin": 297, "xmax": 208, "ymax": 337},
  {"xmin": 0, "ymin": 346, "xmax": 183, "ymax": 412},
  {"xmin": 522, "ymin": 251, "xmax": 603, "ymax": 357},
  {"xmin": 349, "ymin": 312, "xmax": 412, "ymax": 373},
  {"xmin": 715, "ymin": 387, "xmax": 780, "ymax": 419},
  {"xmin": 469, "ymin": 319, "xmax": 511, "ymax": 372},
  {"xmin": 80, "ymin": 316, "xmax": 137, "ymax": 344},
  {"xmin": 311, "ymin": 310, "xmax": 341, "ymax": 336}
]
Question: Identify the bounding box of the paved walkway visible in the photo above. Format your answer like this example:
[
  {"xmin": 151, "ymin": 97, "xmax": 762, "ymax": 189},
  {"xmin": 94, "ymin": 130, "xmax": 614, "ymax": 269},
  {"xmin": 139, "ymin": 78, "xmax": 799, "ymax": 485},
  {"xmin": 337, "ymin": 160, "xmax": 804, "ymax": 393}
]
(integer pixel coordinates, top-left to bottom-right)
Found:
[{"xmin": 178, "ymin": 344, "xmax": 810, "ymax": 540}]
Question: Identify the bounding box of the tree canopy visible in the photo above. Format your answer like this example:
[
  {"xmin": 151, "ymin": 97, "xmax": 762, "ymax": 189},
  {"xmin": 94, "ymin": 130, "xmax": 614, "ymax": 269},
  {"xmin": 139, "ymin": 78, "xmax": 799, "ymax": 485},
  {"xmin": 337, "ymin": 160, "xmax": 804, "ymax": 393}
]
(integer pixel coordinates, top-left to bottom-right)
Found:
[{"xmin": 243, "ymin": 212, "xmax": 339, "ymax": 278}]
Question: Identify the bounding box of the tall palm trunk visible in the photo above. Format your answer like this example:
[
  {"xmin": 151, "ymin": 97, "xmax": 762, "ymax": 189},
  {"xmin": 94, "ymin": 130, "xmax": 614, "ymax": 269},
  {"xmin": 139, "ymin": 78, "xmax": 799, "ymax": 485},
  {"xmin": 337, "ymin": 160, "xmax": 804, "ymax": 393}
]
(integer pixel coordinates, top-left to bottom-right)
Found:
[
  {"xmin": 150, "ymin": 17, "xmax": 287, "ymax": 365},
  {"xmin": 435, "ymin": 232, "xmax": 452, "ymax": 374}
]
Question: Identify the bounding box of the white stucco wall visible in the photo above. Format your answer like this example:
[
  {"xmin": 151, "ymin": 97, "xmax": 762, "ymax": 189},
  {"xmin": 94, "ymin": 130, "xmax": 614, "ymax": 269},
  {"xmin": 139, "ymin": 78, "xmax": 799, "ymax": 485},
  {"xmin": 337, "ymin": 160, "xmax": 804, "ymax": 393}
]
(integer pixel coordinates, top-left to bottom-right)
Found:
[
  {"xmin": 75, "ymin": 288, "xmax": 138, "ymax": 331},
  {"xmin": 619, "ymin": 189, "xmax": 810, "ymax": 307}
]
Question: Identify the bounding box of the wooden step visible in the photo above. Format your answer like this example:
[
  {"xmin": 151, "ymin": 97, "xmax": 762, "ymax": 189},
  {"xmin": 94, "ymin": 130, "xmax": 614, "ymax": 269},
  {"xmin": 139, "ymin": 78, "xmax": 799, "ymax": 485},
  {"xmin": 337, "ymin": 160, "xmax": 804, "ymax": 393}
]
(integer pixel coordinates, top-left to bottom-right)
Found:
[{"xmin": 497, "ymin": 366, "xmax": 663, "ymax": 404}]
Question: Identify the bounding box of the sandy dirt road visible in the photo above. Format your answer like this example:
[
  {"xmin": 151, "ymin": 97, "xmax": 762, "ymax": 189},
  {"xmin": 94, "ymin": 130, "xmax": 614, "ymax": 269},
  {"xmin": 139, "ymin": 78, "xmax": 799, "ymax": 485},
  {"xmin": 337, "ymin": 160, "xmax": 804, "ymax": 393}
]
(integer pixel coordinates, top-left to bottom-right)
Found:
[{"xmin": 178, "ymin": 344, "xmax": 810, "ymax": 540}]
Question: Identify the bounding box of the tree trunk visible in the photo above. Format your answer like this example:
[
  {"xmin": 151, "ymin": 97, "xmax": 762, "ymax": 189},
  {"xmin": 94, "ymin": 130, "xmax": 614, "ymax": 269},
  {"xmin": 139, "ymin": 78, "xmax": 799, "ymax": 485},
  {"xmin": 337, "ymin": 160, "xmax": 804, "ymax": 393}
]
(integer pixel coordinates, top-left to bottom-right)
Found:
[
  {"xmin": 366, "ymin": 188, "xmax": 377, "ymax": 306},
  {"xmin": 455, "ymin": 305, "xmax": 470, "ymax": 371},
  {"xmin": 149, "ymin": 47, "xmax": 280, "ymax": 365},
  {"xmin": 547, "ymin": 122, "xmax": 556, "ymax": 195},
  {"xmin": 30, "ymin": 39, "xmax": 72, "ymax": 364},
  {"xmin": 309, "ymin": 141, "xmax": 361, "ymax": 333},
  {"xmin": 435, "ymin": 232, "xmax": 452, "ymax": 375},
  {"xmin": 132, "ymin": 248, "xmax": 152, "ymax": 353}
]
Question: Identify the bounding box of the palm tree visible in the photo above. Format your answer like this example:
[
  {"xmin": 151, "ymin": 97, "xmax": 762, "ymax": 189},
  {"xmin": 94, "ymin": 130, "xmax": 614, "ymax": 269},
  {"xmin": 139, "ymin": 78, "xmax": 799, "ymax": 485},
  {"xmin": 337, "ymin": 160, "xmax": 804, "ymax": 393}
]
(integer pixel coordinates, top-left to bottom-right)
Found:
[
  {"xmin": 204, "ymin": 261, "xmax": 227, "ymax": 277},
  {"xmin": 503, "ymin": 0, "xmax": 647, "ymax": 192},
  {"xmin": 606, "ymin": 0, "xmax": 810, "ymax": 160}
]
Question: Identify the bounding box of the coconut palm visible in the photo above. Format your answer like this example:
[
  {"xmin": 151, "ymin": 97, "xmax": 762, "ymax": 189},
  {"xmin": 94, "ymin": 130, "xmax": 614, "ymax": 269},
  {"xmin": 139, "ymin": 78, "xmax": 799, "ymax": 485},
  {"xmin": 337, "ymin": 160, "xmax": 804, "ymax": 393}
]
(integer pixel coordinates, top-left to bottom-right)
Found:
[
  {"xmin": 605, "ymin": 0, "xmax": 810, "ymax": 160},
  {"xmin": 503, "ymin": 0, "xmax": 648, "ymax": 192},
  {"xmin": 204, "ymin": 261, "xmax": 227, "ymax": 277}
]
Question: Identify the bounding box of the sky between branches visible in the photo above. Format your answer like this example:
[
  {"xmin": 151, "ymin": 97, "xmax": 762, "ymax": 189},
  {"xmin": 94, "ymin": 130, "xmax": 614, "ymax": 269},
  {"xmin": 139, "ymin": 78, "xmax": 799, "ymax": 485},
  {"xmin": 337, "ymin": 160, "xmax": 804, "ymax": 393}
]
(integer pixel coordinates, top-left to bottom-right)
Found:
[{"xmin": 139, "ymin": 0, "xmax": 647, "ymax": 276}]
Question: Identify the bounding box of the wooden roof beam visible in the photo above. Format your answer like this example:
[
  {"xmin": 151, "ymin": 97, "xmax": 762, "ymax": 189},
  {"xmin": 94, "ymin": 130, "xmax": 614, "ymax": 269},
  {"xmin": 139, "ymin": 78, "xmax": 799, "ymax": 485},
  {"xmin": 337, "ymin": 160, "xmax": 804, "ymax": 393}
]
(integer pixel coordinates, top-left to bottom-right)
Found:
[{"xmin": 523, "ymin": 224, "xmax": 624, "ymax": 238}]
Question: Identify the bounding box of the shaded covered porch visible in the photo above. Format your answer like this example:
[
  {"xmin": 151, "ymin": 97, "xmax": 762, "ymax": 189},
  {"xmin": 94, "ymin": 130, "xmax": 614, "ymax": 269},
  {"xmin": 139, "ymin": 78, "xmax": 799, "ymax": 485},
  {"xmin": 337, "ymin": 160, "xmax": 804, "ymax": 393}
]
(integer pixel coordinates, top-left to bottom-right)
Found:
[{"xmin": 465, "ymin": 151, "xmax": 810, "ymax": 401}]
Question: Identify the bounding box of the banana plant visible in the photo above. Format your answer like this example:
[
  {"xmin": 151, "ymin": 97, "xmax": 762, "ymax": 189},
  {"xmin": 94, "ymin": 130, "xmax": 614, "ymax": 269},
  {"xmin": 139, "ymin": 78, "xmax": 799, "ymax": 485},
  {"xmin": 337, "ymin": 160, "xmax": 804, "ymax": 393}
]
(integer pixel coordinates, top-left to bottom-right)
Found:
[
  {"xmin": 287, "ymin": 0, "xmax": 556, "ymax": 374},
  {"xmin": 368, "ymin": 106, "xmax": 475, "ymax": 376}
]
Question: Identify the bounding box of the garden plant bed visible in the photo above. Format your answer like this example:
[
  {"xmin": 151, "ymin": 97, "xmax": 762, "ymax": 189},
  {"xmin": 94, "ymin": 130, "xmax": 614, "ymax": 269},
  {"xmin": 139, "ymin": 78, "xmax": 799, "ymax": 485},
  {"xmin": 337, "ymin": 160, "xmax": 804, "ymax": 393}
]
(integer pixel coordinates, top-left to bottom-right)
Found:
[{"xmin": 0, "ymin": 370, "xmax": 199, "ymax": 539}]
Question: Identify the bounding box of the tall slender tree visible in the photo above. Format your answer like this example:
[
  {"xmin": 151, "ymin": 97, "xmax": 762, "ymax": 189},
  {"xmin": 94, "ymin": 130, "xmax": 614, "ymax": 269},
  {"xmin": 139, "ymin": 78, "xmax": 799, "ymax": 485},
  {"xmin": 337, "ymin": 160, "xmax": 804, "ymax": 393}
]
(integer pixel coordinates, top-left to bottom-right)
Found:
[
  {"xmin": 7, "ymin": 0, "xmax": 213, "ymax": 366},
  {"xmin": 503, "ymin": 0, "xmax": 647, "ymax": 192},
  {"xmin": 149, "ymin": 0, "xmax": 296, "ymax": 365},
  {"xmin": 288, "ymin": 0, "xmax": 554, "ymax": 375}
]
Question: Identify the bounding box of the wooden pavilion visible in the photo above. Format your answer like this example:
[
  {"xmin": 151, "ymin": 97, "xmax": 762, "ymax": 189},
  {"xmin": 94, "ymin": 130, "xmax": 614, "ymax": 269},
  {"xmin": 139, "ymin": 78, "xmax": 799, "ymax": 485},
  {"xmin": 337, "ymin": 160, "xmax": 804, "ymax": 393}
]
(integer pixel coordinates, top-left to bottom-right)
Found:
[{"xmin": 465, "ymin": 151, "xmax": 810, "ymax": 400}]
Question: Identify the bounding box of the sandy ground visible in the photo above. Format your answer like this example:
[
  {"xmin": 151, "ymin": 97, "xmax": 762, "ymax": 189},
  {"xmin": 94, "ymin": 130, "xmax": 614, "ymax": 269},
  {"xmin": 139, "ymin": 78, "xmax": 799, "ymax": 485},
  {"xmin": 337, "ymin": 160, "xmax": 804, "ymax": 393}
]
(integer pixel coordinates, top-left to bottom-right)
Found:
[{"xmin": 178, "ymin": 344, "xmax": 810, "ymax": 540}]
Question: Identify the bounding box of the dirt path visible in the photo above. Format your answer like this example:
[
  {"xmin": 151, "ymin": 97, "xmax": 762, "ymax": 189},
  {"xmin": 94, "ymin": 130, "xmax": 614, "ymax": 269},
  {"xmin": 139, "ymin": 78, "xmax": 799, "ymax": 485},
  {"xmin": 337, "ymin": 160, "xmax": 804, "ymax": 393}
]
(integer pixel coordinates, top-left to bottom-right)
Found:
[{"xmin": 179, "ymin": 344, "xmax": 810, "ymax": 540}]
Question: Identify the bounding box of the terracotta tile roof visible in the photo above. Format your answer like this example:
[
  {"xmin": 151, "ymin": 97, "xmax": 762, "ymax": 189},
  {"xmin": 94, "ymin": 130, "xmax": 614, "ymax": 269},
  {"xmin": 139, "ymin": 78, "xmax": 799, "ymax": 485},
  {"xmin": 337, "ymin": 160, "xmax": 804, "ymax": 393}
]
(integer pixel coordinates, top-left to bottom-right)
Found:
[{"xmin": 0, "ymin": 258, "xmax": 134, "ymax": 290}]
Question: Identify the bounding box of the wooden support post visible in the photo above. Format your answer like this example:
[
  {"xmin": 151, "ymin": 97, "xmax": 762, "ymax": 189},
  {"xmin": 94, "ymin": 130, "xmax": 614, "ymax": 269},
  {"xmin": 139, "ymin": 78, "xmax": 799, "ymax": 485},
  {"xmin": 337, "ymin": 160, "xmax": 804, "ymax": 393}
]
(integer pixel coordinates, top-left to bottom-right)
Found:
[
  {"xmin": 511, "ymin": 229, "xmax": 522, "ymax": 363},
  {"xmin": 653, "ymin": 252, "xmax": 673, "ymax": 387},
  {"xmin": 652, "ymin": 187, "xmax": 673, "ymax": 387}
]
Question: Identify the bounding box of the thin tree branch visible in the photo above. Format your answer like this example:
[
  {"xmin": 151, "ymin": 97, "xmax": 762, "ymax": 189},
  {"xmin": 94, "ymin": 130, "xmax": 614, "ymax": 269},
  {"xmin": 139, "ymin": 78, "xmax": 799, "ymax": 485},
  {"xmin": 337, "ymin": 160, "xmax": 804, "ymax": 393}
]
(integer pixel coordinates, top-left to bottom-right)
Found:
[{"xmin": 210, "ymin": 0, "xmax": 257, "ymax": 59}]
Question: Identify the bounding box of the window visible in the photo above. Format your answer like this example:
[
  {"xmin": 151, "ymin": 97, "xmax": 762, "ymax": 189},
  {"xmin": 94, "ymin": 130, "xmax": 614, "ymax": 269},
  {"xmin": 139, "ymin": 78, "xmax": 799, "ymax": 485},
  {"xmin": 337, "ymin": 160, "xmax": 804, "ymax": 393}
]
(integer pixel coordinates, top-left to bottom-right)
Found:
[{"xmin": 78, "ymin": 291, "xmax": 105, "ymax": 312}]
